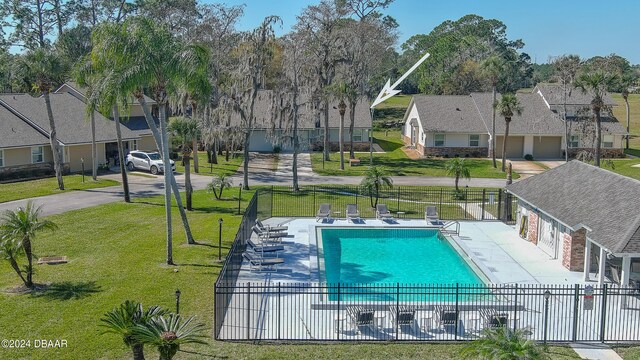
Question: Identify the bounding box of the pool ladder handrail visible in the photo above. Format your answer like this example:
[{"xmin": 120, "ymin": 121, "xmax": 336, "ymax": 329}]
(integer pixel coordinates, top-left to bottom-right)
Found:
[{"xmin": 442, "ymin": 220, "xmax": 460, "ymax": 235}]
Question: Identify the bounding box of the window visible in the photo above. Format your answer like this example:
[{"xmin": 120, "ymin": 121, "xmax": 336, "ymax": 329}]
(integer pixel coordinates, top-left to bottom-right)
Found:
[
  {"xmin": 434, "ymin": 134, "xmax": 445, "ymax": 147},
  {"xmin": 31, "ymin": 146, "xmax": 44, "ymax": 163},
  {"xmin": 0, "ymin": 149, "xmax": 4, "ymax": 167},
  {"xmin": 569, "ymin": 135, "xmax": 579, "ymax": 148},
  {"xmin": 602, "ymin": 135, "xmax": 614, "ymax": 148},
  {"xmin": 132, "ymin": 140, "xmax": 138, "ymax": 150},
  {"xmin": 353, "ymin": 129, "xmax": 362, "ymax": 142},
  {"xmin": 469, "ymin": 134, "xmax": 480, "ymax": 147}
]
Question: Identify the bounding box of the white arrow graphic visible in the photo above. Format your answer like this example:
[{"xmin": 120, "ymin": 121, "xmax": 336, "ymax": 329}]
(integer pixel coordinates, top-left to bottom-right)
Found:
[{"xmin": 370, "ymin": 52, "xmax": 430, "ymax": 108}]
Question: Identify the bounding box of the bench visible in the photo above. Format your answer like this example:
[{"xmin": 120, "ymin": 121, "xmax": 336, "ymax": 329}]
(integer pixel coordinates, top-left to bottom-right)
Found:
[{"xmin": 349, "ymin": 158, "xmax": 361, "ymax": 166}]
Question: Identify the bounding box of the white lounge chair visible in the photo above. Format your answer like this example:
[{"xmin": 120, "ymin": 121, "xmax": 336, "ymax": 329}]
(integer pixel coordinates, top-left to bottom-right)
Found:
[
  {"xmin": 316, "ymin": 203, "xmax": 331, "ymax": 222},
  {"xmin": 247, "ymin": 238, "xmax": 284, "ymax": 257},
  {"xmin": 243, "ymin": 251, "xmax": 284, "ymax": 272},
  {"xmin": 346, "ymin": 204, "xmax": 360, "ymax": 222},
  {"xmin": 425, "ymin": 206, "xmax": 439, "ymax": 224},
  {"xmin": 376, "ymin": 204, "xmax": 394, "ymax": 221},
  {"xmin": 256, "ymin": 219, "xmax": 288, "ymax": 232},
  {"xmin": 252, "ymin": 225, "xmax": 287, "ymax": 242}
]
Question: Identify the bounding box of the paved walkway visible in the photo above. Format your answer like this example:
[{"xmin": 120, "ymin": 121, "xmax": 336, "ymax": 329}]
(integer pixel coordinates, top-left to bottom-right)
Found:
[{"xmin": 570, "ymin": 343, "xmax": 622, "ymax": 360}]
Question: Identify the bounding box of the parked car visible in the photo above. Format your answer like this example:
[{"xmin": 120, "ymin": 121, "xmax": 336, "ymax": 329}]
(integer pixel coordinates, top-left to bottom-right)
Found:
[{"xmin": 125, "ymin": 151, "xmax": 175, "ymax": 175}]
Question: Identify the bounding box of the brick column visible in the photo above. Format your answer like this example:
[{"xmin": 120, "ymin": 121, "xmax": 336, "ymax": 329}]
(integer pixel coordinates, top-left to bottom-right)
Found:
[
  {"xmin": 561, "ymin": 229, "xmax": 586, "ymax": 271},
  {"xmin": 527, "ymin": 212, "xmax": 539, "ymax": 245}
]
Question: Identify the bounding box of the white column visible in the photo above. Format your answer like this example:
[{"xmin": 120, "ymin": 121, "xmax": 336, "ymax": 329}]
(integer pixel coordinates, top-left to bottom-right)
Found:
[
  {"xmin": 621, "ymin": 256, "xmax": 631, "ymax": 287},
  {"xmin": 583, "ymin": 240, "xmax": 592, "ymax": 281},
  {"xmin": 597, "ymin": 247, "xmax": 607, "ymax": 287}
]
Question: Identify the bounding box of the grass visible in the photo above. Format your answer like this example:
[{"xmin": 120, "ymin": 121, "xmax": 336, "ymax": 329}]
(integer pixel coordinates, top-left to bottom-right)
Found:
[
  {"xmin": 0, "ymin": 188, "xmax": 579, "ymax": 360},
  {"xmin": 0, "ymin": 174, "xmax": 119, "ymax": 204},
  {"xmin": 174, "ymin": 152, "xmax": 242, "ymax": 177},
  {"xmin": 532, "ymin": 161, "xmax": 550, "ymax": 170},
  {"xmin": 614, "ymin": 345, "xmax": 640, "ymax": 359},
  {"xmin": 611, "ymin": 93, "xmax": 639, "ymax": 151},
  {"xmin": 608, "ymin": 158, "xmax": 640, "ymax": 181},
  {"xmin": 374, "ymin": 94, "xmax": 412, "ymax": 109},
  {"xmin": 312, "ymin": 130, "xmax": 517, "ymax": 179}
]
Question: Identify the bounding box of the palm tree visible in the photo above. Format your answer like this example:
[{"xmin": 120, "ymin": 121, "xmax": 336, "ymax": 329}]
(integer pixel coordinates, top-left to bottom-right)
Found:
[
  {"xmin": 481, "ymin": 56, "xmax": 505, "ymax": 169},
  {"xmin": 327, "ymin": 82, "xmax": 355, "ymax": 170},
  {"xmin": 132, "ymin": 314, "xmax": 207, "ymax": 360},
  {"xmin": 15, "ymin": 49, "xmax": 68, "ymax": 190},
  {"xmin": 575, "ymin": 72, "xmax": 618, "ymax": 167},
  {"xmin": 101, "ymin": 300, "xmax": 167, "ymax": 360},
  {"xmin": 74, "ymin": 55, "xmax": 99, "ymax": 181},
  {"xmin": 494, "ymin": 93, "xmax": 523, "ymax": 172},
  {"xmin": 0, "ymin": 237, "xmax": 27, "ymax": 286},
  {"xmin": 207, "ymin": 174, "xmax": 233, "ymax": 200},
  {"xmin": 360, "ymin": 165, "xmax": 393, "ymax": 208},
  {"xmin": 461, "ymin": 327, "xmax": 546, "ymax": 360},
  {"xmin": 168, "ymin": 117, "xmax": 199, "ymax": 210},
  {"xmin": 622, "ymin": 87, "xmax": 631, "ymax": 150},
  {"xmin": 91, "ymin": 17, "xmax": 209, "ymax": 261},
  {"xmin": 0, "ymin": 202, "xmax": 57, "ymax": 288},
  {"xmin": 445, "ymin": 158, "xmax": 471, "ymax": 192}
]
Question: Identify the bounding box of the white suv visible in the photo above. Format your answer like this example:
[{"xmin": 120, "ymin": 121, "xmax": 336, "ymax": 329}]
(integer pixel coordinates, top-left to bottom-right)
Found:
[{"xmin": 125, "ymin": 150, "xmax": 175, "ymax": 175}]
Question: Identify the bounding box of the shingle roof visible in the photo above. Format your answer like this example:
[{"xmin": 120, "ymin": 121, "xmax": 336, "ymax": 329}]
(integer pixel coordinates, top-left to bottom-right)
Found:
[
  {"xmin": 471, "ymin": 92, "xmax": 567, "ymax": 135},
  {"xmin": 410, "ymin": 95, "xmax": 488, "ymax": 133},
  {"xmin": 120, "ymin": 116, "xmax": 158, "ymax": 136},
  {"xmin": 0, "ymin": 93, "xmax": 139, "ymax": 145},
  {"xmin": 229, "ymin": 90, "xmax": 372, "ymax": 129},
  {"xmin": 566, "ymin": 117, "xmax": 628, "ymax": 135},
  {"xmin": 55, "ymin": 82, "xmax": 157, "ymax": 105},
  {"xmin": 535, "ymin": 84, "xmax": 617, "ymax": 106},
  {"xmin": 0, "ymin": 105, "xmax": 50, "ymax": 148},
  {"xmin": 506, "ymin": 160, "xmax": 640, "ymax": 254}
]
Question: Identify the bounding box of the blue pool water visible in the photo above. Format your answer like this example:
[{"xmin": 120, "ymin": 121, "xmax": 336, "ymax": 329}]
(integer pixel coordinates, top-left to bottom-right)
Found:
[{"xmin": 320, "ymin": 228, "xmax": 485, "ymax": 300}]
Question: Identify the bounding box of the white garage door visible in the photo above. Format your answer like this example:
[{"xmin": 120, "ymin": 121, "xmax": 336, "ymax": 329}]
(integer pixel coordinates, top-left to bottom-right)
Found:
[
  {"xmin": 533, "ymin": 136, "xmax": 562, "ymax": 159},
  {"xmin": 495, "ymin": 136, "xmax": 524, "ymax": 158}
]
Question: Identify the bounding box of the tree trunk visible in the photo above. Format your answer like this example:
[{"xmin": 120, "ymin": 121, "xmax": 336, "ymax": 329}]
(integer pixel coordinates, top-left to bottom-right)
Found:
[
  {"xmin": 136, "ymin": 95, "xmax": 195, "ymax": 245},
  {"xmin": 91, "ymin": 111, "xmax": 98, "ymax": 180},
  {"xmin": 374, "ymin": 183, "xmax": 379, "ymax": 208},
  {"xmin": 339, "ymin": 111, "xmax": 345, "ymax": 170},
  {"xmin": 625, "ymin": 97, "xmax": 630, "ymax": 150},
  {"xmin": 491, "ymin": 85, "xmax": 497, "ymax": 168},
  {"xmin": 8, "ymin": 254, "xmax": 28, "ymax": 287},
  {"xmin": 184, "ymin": 154, "xmax": 192, "ymax": 211},
  {"xmin": 192, "ymin": 138, "xmax": 199, "ymax": 173},
  {"xmin": 43, "ymin": 92, "xmax": 65, "ymax": 190},
  {"xmin": 595, "ymin": 109, "xmax": 602, "ymax": 167},
  {"xmin": 501, "ymin": 118, "xmax": 510, "ymax": 172},
  {"xmin": 564, "ymin": 96, "xmax": 569, "ymax": 162},
  {"xmin": 292, "ymin": 96, "xmax": 300, "ymax": 192},
  {"xmin": 455, "ymin": 175, "xmax": 459, "ymax": 192},
  {"xmin": 131, "ymin": 343, "xmax": 145, "ymax": 360},
  {"xmin": 211, "ymin": 142, "xmax": 218, "ymax": 164},
  {"xmin": 242, "ymin": 88, "xmax": 259, "ymax": 191},
  {"xmin": 23, "ymin": 238, "xmax": 33, "ymax": 287},
  {"xmin": 159, "ymin": 103, "xmax": 174, "ymax": 265},
  {"xmin": 348, "ymin": 101, "xmax": 356, "ymax": 159},
  {"xmin": 113, "ymin": 105, "xmax": 130, "ymax": 203},
  {"xmin": 323, "ymin": 99, "xmax": 330, "ymax": 161}
]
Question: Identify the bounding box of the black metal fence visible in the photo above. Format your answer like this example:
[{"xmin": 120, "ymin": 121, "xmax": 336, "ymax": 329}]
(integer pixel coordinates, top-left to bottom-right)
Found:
[
  {"xmin": 263, "ymin": 186, "xmax": 517, "ymax": 224},
  {"xmin": 215, "ymin": 282, "xmax": 640, "ymax": 342}
]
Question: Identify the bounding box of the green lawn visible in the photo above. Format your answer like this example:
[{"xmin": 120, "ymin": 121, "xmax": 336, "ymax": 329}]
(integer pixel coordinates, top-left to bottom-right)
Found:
[
  {"xmin": 609, "ymin": 158, "xmax": 640, "ymax": 181},
  {"xmin": 174, "ymin": 152, "xmax": 242, "ymax": 177},
  {"xmin": 0, "ymin": 188, "xmax": 579, "ymax": 359},
  {"xmin": 611, "ymin": 93, "xmax": 639, "ymax": 151},
  {"xmin": 374, "ymin": 94, "xmax": 412, "ymax": 109},
  {"xmin": 0, "ymin": 175, "xmax": 119, "ymax": 204},
  {"xmin": 312, "ymin": 130, "xmax": 517, "ymax": 179}
]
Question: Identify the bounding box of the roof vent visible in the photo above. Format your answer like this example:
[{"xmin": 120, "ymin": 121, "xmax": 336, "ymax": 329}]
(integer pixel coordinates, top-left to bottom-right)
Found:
[{"xmin": 456, "ymin": 107, "xmax": 460, "ymax": 111}]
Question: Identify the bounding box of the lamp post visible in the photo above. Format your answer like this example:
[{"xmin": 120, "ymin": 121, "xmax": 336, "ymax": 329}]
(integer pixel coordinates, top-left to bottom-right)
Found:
[
  {"xmin": 369, "ymin": 108, "xmax": 374, "ymax": 165},
  {"xmin": 238, "ymin": 183, "xmax": 243, "ymax": 215},
  {"xmin": 337, "ymin": 100, "xmax": 347, "ymax": 170},
  {"xmin": 543, "ymin": 290, "xmax": 551, "ymax": 344},
  {"xmin": 175, "ymin": 289, "xmax": 181, "ymax": 314},
  {"xmin": 81, "ymin": 157, "xmax": 85, "ymax": 183},
  {"xmin": 218, "ymin": 218, "xmax": 223, "ymax": 261}
]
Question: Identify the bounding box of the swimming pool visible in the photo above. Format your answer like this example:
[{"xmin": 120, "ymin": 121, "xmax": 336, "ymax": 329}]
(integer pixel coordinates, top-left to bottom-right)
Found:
[{"xmin": 318, "ymin": 228, "xmax": 486, "ymax": 300}]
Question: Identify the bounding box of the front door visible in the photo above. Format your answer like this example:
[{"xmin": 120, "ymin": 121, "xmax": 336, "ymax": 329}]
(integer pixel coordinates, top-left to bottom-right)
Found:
[{"xmin": 411, "ymin": 126, "xmax": 418, "ymax": 146}]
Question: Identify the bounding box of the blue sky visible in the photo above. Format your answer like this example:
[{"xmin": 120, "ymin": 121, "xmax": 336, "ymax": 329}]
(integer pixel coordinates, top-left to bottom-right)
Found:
[{"xmin": 208, "ymin": 0, "xmax": 640, "ymax": 64}]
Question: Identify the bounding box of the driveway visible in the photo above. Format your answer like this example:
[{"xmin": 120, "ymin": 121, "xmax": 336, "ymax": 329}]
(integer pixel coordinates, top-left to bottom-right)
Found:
[{"xmin": 508, "ymin": 160, "xmax": 546, "ymax": 179}]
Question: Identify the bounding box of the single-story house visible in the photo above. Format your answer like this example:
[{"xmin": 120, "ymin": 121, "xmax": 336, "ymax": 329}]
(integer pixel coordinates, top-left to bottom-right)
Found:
[
  {"xmin": 55, "ymin": 82, "xmax": 159, "ymax": 152},
  {"xmin": 506, "ymin": 160, "xmax": 640, "ymax": 287},
  {"xmin": 402, "ymin": 86, "xmax": 627, "ymax": 159},
  {"xmin": 234, "ymin": 90, "xmax": 373, "ymax": 152},
  {"xmin": 0, "ymin": 92, "xmax": 139, "ymax": 180}
]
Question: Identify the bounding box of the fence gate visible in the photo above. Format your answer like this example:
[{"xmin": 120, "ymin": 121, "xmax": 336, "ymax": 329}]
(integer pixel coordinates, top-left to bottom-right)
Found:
[{"xmin": 538, "ymin": 215, "xmax": 558, "ymax": 259}]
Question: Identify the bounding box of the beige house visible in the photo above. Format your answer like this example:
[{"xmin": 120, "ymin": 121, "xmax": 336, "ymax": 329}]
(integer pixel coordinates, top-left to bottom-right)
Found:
[{"xmin": 0, "ymin": 92, "xmax": 139, "ymax": 181}]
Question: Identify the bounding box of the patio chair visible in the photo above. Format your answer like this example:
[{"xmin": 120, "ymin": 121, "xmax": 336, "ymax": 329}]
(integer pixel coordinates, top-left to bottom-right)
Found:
[
  {"xmin": 316, "ymin": 203, "xmax": 331, "ymax": 222},
  {"xmin": 434, "ymin": 305, "xmax": 458, "ymax": 331},
  {"xmin": 480, "ymin": 309, "xmax": 509, "ymax": 328},
  {"xmin": 346, "ymin": 305, "xmax": 375, "ymax": 333},
  {"xmin": 252, "ymin": 225, "xmax": 287, "ymax": 242},
  {"xmin": 425, "ymin": 206, "xmax": 439, "ymax": 224},
  {"xmin": 256, "ymin": 219, "xmax": 288, "ymax": 233},
  {"xmin": 247, "ymin": 238, "xmax": 285, "ymax": 257},
  {"xmin": 346, "ymin": 204, "xmax": 360, "ymax": 222},
  {"xmin": 376, "ymin": 204, "xmax": 394, "ymax": 221},
  {"xmin": 242, "ymin": 251, "xmax": 285, "ymax": 272},
  {"xmin": 389, "ymin": 305, "xmax": 416, "ymax": 331}
]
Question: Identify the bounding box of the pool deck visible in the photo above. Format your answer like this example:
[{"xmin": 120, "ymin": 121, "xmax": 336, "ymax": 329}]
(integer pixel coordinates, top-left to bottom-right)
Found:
[{"xmin": 238, "ymin": 218, "xmax": 592, "ymax": 285}]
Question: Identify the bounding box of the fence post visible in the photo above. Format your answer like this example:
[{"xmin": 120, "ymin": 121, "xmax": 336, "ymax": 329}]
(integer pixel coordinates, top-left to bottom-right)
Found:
[
  {"xmin": 355, "ymin": 186, "xmax": 358, "ymax": 207},
  {"xmin": 497, "ymin": 190, "xmax": 503, "ymax": 220},
  {"xmin": 270, "ymin": 186, "xmax": 274, "ymax": 218},
  {"xmin": 214, "ymin": 284, "xmax": 218, "ymax": 340},
  {"xmin": 396, "ymin": 283, "xmax": 400, "ymax": 340},
  {"xmin": 572, "ymin": 284, "xmax": 579, "ymax": 342},
  {"xmin": 397, "ymin": 187, "xmax": 401, "ymax": 212},
  {"xmin": 337, "ymin": 283, "xmax": 341, "ymax": 341},
  {"xmin": 278, "ymin": 283, "xmax": 281, "ymax": 340},
  {"xmin": 481, "ymin": 189, "xmax": 486, "ymax": 220},
  {"xmin": 600, "ymin": 284, "xmax": 608, "ymax": 342},
  {"xmin": 439, "ymin": 188, "xmax": 443, "ymax": 216},
  {"xmin": 454, "ymin": 283, "xmax": 459, "ymax": 340},
  {"xmin": 513, "ymin": 283, "xmax": 518, "ymax": 332},
  {"xmin": 247, "ymin": 283, "xmax": 251, "ymax": 340},
  {"xmin": 464, "ymin": 188, "xmax": 468, "ymax": 219}
]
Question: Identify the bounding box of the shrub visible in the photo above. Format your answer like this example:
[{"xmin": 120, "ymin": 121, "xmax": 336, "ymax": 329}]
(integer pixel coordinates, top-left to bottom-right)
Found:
[{"xmin": 524, "ymin": 154, "xmax": 534, "ymax": 161}]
